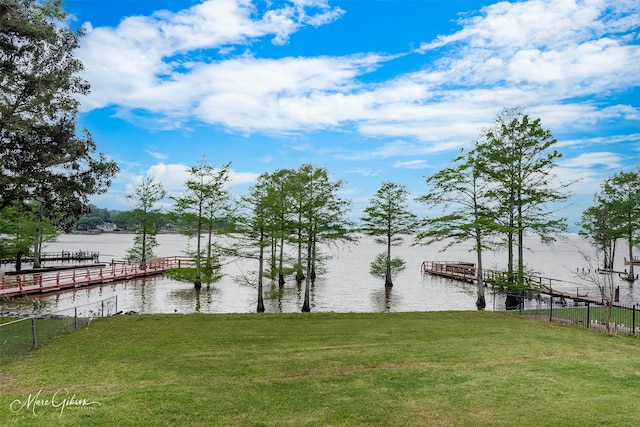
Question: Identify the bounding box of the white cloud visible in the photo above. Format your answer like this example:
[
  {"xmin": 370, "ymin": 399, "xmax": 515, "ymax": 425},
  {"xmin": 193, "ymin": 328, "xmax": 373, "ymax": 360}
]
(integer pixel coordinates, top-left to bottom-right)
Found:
[
  {"xmin": 77, "ymin": 0, "xmax": 345, "ymax": 113},
  {"xmin": 557, "ymin": 133, "xmax": 640, "ymax": 149},
  {"xmin": 191, "ymin": 55, "xmax": 384, "ymax": 133},
  {"xmin": 394, "ymin": 160, "xmax": 429, "ymax": 169},
  {"xmin": 229, "ymin": 170, "xmax": 261, "ymax": 186},
  {"xmin": 77, "ymin": 0, "xmax": 640, "ymax": 153},
  {"xmin": 144, "ymin": 162, "xmax": 259, "ymax": 195},
  {"xmin": 562, "ymin": 152, "xmax": 623, "ymax": 169},
  {"xmin": 414, "ymin": 0, "xmax": 640, "ymax": 113},
  {"xmin": 146, "ymin": 150, "xmax": 169, "ymax": 160}
]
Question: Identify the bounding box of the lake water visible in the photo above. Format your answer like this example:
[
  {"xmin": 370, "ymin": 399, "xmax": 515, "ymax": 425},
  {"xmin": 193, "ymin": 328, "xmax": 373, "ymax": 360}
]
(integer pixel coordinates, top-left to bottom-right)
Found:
[{"xmin": 3, "ymin": 233, "xmax": 640, "ymax": 315}]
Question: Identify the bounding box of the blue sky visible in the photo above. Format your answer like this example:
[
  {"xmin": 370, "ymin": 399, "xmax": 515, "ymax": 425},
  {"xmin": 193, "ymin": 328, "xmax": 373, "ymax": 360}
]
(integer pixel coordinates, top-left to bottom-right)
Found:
[{"xmin": 64, "ymin": 0, "xmax": 640, "ymax": 228}]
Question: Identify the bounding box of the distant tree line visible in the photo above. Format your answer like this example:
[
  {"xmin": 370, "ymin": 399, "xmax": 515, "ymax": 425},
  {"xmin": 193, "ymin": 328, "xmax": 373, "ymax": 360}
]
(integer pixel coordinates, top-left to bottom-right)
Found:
[{"xmin": 72, "ymin": 205, "xmax": 173, "ymax": 232}]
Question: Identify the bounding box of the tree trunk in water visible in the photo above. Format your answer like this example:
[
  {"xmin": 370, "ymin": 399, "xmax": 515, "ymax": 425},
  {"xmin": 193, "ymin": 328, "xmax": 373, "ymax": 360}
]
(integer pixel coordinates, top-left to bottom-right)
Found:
[
  {"xmin": 476, "ymin": 244, "xmax": 486, "ymax": 310},
  {"xmin": 257, "ymin": 230, "xmax": 265, "ymax": 313},
  {"xmin": 296, "ymin": 224, "xmax": 304, "ymax": 282},
  {"xmin": 505, "ymin": 293, "xmax": 522, "ymax": 310},
  {"xmin": 627, "ymin": 231, "xmax": 635, "ymax": 281},
  {"xmin": 15, "ymin": 253, "xmax": 22, "ymax": 272},
  {"xmin": 195, "ymin": 205, "xmax": 203, "ymax": 290},
  {"xmin": 517, "ymin": 224, "xmax": 524, "ymax": 287},
  {"xmin": 206, "ymin": 224, "xmax": 213, "ymax": 269},
  {"xmin": 302, "ymin": 270, "xmax": 311, "ymax": 312},
  {"xmin": 476, "ymin": 292, "xmax": 487, "ymax": 310},
  {"xmin": 310, "ymin": 234, "xmax": 317, "ymax": 283},
  {"xmin": 385, "ymin": 228, "xmax": 393, "ymax": 288},
  {"xmin": 610, "ymin": 240, "xmax": 616, "ymax": 270},
  {"xmin": 278, "ymin": 236, "xmax": 285, "ymax": 287},
  {"xmin": 506, "ymin": 230, "xmax": 515, "ymax": 304},
  {"xmin": 384, "ymin": 270, "xmax": 393, "ymax": 288},
  {"xmin": 142, "ymin": 227, "xmax": 147, "ymax": 263},
  {"xmin": 302, "ymin": 238, "xmax": 312, "ymax": 312}
]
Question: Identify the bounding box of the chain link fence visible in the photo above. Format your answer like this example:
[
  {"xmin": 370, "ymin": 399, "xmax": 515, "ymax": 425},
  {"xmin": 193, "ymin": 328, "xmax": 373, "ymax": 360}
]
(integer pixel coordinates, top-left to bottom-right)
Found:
[{"xmin": 0, "ymin": 296, "xmax": 117, "ymax": 363}]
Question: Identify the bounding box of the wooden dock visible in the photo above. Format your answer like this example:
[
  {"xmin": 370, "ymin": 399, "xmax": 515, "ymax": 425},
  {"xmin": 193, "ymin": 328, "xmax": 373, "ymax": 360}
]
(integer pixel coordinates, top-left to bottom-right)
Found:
[
  {"xmin": 422, "ymin": 261, "xmax": 477, "ymax": 283},
  {"xmin": 421, "ymin": 260, "xmax": 606, "ymax": 305},
  {"xmin": 0, "ymin": 256, "xmax": 194, "ymax": 298}
]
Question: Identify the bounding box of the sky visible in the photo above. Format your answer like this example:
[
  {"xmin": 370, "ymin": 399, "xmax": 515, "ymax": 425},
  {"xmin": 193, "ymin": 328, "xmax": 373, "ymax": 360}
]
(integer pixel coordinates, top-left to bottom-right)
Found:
[{"xmin": 63, "ymin": 0, "xmax": 640, "ymax": 229}]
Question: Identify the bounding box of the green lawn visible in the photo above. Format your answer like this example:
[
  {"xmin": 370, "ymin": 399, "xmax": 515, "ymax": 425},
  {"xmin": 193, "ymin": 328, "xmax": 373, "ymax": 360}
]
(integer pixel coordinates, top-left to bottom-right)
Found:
[{"xmin": 1, "ymin": 312, "xmax": 640, "ymax": 426}]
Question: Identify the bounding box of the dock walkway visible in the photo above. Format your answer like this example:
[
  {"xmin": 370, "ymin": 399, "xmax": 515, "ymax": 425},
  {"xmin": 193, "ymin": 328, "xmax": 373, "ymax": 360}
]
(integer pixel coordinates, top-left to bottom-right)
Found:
[
  {"xmin": 0, "ymin": 256, "xmax": 194, "ymax": 298},
  {"xmin": 421, "ymin": 260, "xmax": 606, "ymax": 305}
]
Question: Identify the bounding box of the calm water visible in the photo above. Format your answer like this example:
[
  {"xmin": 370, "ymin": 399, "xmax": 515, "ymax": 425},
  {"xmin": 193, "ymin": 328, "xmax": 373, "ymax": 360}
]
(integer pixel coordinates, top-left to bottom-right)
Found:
[{"xmin": 3, "ymin": 233, "xmax": 640, "ymax": 314}]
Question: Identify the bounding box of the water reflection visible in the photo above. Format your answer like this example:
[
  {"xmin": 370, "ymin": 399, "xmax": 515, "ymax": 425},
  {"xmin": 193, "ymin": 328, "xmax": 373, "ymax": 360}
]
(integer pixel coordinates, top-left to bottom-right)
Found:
[
  {"xmin": 169, "ymin": 287, "xmax": 218, "ymax": 313},
  {"xmin": 370, "ymin": 287, "xmax": 396, "ymax": 312},
  {"xmin": 2, "ymin": 233, "xmax": 640, "ymax": 315}
]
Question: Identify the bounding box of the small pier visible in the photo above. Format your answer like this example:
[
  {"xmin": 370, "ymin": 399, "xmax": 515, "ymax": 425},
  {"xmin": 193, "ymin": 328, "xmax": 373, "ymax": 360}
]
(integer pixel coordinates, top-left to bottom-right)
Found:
[
  {"xmin": 422, "ymin": 260, "xmax": 607, "ymax": 305},
  {"xmin": 0, "ymin": 256, "xmax": 194, "ymax": 298},
  {"xmin": 422, "ymin": 261, "xmax": 477, "ymax": 283}
]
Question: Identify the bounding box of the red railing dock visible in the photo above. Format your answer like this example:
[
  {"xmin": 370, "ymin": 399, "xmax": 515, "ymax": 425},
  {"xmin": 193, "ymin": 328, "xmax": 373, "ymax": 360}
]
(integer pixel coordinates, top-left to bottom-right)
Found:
[
  {"xmin": 0, "ymin": 256, "xmax": 194, "ymax": 298},
  {"xmin": 422, "ymin": 260, "xmax": 606, "ymax": 304}
]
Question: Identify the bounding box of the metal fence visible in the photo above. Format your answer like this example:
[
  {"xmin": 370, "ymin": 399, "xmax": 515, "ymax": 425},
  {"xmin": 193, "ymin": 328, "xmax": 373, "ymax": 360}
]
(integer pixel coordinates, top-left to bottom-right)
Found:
[
  {"xmin": 500, "ymin": 291, "xmax": 640, "ymax": 336},
  {"xmin": 0, "ymin": 296, "xmax": 117, "ymax": 363}
]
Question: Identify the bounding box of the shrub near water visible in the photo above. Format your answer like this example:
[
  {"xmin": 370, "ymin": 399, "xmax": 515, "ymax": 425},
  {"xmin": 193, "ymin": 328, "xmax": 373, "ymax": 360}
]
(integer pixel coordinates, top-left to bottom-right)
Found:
[{"xmin": 1, "ymin": 312, "xmax": 640, "ymax": 426}]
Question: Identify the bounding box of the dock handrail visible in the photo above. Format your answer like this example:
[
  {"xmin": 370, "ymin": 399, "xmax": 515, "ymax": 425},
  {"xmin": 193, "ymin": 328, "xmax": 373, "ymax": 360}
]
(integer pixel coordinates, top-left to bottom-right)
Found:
[
  {"xmin": 0, "ymin": 256, "xmax": 195, "ymax": 297},
  {"xmin": 422, "ymin": 260, "xmax": 586, "ymax": 289},
  {"xmin": 422, "ymin": 259, "xmax": 613, "ymax": 306}
]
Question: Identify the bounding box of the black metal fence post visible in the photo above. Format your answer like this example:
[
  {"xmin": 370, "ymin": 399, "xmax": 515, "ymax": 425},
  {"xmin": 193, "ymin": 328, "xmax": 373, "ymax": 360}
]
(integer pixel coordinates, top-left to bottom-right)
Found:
[
  {"xmin": 586, "ymin": 302, "xmax": 590, "ymax": 328},
  {"xmin": 549, "ymin": 295, "xmax": 553, "ymax": 322},
  {"xmin": 31, "ymin": 317, "xmax": 37, "ymax": 349}
]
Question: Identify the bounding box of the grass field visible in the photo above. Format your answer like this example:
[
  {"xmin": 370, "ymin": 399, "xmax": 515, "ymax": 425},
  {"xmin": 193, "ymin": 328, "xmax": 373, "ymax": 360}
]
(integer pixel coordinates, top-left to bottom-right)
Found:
[{"xmin": 1, "ymin": 311, "xmax": 640, "ymax": 426}]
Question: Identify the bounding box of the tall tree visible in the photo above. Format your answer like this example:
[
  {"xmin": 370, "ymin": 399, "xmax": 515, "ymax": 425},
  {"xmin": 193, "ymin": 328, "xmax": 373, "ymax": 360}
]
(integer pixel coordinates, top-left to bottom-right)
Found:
[
  {"xmin": 417, "ymin": 148, "xmax": 495, "ymax": 309},
  {"xmin": 265, "ymin": 168, "xmax": 296, "ymax": 286},
  {"xmin": 240, "ymin": 168, "xmax": 296, "ymax": 287},
  {"xmin": 475, "ymin": 108, "xmax": 570, "ymax": 301},
  {"xmin": 125, "ymin": 176, "xmax": 166, "ymax": 263},
  {"xmin": 171, "ymin": 156, "xmax": 231, "ymax": 289},
  {"xmin": 294, "ymin": 164, "xmax": 353, "ymax": 312},
  {"xmin": 0, "ymin": 0, "xmax": 118, "ymax": 227},
  {"xmin": 596, "ymin": 169, "xmax": 640, "ymax": 280},
  {"xmin": 235, "ymin": 174, "xmax": 273, "ymax": 312},
  {"xmin": 579, "ymin": 202, "xmax": 619, "ymax": 271},
  {"xmin": 361, "ymin": 182, "xmax": 419, "ymax": 288}
]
